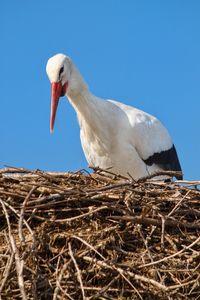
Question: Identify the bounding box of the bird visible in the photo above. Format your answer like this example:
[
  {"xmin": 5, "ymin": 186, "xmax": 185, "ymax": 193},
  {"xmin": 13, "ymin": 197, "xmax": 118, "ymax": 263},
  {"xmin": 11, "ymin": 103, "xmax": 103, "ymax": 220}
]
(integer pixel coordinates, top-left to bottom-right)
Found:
[{"xmin": 46, "ymin": 53, "xmax": 183, "ymax": 180}]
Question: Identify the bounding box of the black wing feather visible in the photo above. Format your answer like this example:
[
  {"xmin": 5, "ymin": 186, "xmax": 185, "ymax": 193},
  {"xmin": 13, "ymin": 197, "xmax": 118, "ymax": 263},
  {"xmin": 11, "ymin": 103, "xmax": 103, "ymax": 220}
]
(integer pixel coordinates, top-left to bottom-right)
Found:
[{"xmin": 144, "ymin": 145, "xmax": 183, "ymax": 179}]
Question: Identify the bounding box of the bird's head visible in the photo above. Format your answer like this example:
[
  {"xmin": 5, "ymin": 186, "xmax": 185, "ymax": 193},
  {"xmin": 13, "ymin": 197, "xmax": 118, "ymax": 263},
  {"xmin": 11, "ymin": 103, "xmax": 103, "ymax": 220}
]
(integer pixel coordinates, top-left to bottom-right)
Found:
[
  {"xmin": 46, "ymin": 53, "xmax": 88, "ymax": 132},
  {"xmin": 46, "ymin": 53, "xmax": 72, "ymax": 132}
]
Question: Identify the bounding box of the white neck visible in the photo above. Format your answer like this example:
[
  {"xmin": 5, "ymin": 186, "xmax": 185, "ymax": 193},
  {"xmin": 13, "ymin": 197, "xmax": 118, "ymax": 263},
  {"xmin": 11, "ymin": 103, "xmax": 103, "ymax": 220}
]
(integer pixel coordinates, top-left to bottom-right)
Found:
[
  {"xmin": 66, "ymin": 63, "xmax": 97, "ymax": 122},
  {"xmin": 67, "ymin": 63, "xmax": 88, "ymax": 98},
  {"xmin": 66, "ymin": 64, "xmax": 114, "ymax": 140},
  {"xmin": 68, "ymin": 90, "xmax": 97, "ymax": 122}
]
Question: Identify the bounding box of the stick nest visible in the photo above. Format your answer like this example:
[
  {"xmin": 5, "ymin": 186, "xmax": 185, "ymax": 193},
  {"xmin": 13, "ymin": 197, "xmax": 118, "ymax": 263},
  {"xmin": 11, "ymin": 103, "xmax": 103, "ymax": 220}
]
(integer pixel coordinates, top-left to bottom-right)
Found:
[{"xmin": 0, "ymin": 167, "xmax": 199, "ymax": 300}]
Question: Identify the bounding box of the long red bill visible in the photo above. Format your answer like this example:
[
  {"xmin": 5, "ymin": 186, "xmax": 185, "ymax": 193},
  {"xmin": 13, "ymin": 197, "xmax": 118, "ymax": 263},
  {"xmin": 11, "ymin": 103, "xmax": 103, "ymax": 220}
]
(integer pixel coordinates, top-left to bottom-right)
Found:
[{"xmin": 50, "ymin": 82, "xmax": 62, "ymax": 133}]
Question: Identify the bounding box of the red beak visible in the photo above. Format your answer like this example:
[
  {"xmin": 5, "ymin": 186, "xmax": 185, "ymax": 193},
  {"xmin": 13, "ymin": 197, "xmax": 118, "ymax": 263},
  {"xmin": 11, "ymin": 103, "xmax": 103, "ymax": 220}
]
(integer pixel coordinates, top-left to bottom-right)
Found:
[
  {"xmin": 50, "ymin": 82, "xmax": 62, "ymax": 132},
  {"xmin": 50, "ymin": 81, "xmax": 68, "ymax": 132}
]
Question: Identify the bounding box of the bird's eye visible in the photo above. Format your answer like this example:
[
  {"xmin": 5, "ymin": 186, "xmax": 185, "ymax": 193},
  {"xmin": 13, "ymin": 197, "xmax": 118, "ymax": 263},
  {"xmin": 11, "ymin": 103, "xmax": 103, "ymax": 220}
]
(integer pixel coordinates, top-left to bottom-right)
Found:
[{"xmin": 59, "ymin": 66, "xmax": 64, "ymax": 77}]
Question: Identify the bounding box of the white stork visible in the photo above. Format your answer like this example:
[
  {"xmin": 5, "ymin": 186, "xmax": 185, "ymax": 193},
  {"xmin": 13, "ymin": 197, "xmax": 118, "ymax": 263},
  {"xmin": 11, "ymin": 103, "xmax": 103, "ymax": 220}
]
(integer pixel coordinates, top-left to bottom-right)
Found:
[{"xmin": 46, "ymin": 53, "xmax": 182, "ymax": 180}]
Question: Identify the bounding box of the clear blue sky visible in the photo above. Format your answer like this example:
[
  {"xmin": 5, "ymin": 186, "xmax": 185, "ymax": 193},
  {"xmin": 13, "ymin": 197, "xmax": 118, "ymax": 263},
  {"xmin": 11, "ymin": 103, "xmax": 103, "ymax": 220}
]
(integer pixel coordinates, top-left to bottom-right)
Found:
[{"xmin": 0, "ymin": 1, "xmax": 199, "ymax": 180}]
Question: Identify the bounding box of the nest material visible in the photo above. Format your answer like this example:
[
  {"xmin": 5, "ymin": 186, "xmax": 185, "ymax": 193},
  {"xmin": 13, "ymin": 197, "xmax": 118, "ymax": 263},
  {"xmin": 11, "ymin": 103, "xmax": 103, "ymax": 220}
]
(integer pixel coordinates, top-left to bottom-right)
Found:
[{"xmin": 0, "ymin": 167, "xmax": 199, "ymax": 300}]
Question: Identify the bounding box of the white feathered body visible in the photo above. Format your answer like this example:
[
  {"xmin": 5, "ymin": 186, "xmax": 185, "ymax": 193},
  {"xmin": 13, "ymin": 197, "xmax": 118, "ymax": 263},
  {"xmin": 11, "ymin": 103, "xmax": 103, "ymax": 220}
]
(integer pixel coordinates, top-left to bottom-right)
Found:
[{"xmin": 68, "ymin": 92, "xmax": 172, "ymax": 179}]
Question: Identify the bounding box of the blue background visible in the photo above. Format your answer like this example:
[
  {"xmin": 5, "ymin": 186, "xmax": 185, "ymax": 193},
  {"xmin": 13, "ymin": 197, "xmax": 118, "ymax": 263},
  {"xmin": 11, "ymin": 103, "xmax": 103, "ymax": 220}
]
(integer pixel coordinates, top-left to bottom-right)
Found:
[{"xmin": 1, "ymin": 1, "xmax": 199, "ymax": 180}]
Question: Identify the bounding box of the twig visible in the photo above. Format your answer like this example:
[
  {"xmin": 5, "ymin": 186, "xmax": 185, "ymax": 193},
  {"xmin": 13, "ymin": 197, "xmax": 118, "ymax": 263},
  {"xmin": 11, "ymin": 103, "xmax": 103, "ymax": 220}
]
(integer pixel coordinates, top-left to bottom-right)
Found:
[
  {"xmin": 72, "ymin": 237, "xmax": 150, "ymax": 298},
  {"xmin": 0, "ymin": 199, "xmax": 28, "ymax": 300},
  {"xmin": 53, "ymin": 205, "xmax": 108, "ymax": 223},
  {"xmin": 158, "ymin": 213, "xmax": 165, "ymax": 247},
  {"xmin": 19, "ymin": 186, "xmax": 37, "ymax": 243},
  {"xmin": 93, "ymin": 275, "xmax": 120, "ymax": 299},
  {"xmin": 68, "ymin": 242, "xmax": 86, "ymax": 300},
  {"xmin": 109, "ymin": 215, "xmax": 200, "ymax": 229},
  {"xmin": 71, "ymin": 235, "xmax": 106, "ymax": 261},
  {"xmin": 3, "ymin": 200, "xmax": 36, "ymax": 255},
  {"xmin": 138, "ymin": 227, "xmax": 162, "ymax": 282},
  {"xmin": 90, "ymin": 166, "xmax": 128, "ymax": 180},
  {"xmin": 167, "ymin": 190, "xmax": 191, "ymax": 218},
  {"xmin": 137, "ymin": 170, "xmax": 183, "ymax": 182},
  {"xmin": 174, "ymin": 180, "xmax": 200, "ymax": 186},
  {"xmin": 167, "ymin": 277, "xmax": 200, "ymax": 291},
  {"xmin": 0, "ymin": 166, "xmax": 31, "ymax": 174},
  {"xmin": 140, "ymin": 236, "xmax": 200, "ymax": 268},
  {"xmin": 83, "ymin": 256, "xmax": 168, "ymax": 292},
  {"xmin": 53, "ymin": 259, "xmax": 74, "ymax": 300},
  {"xmin": 0, "ymin": 253, "xmax": 14, "ymax": 294}
]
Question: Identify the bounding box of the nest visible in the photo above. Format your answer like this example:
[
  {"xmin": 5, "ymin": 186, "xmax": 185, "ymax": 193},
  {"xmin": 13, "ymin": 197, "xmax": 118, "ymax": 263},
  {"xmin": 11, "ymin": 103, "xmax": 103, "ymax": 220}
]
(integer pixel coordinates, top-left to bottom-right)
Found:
[{"xmin": 0, "ymin": 167, "xmax": 199, "ymax": 300}]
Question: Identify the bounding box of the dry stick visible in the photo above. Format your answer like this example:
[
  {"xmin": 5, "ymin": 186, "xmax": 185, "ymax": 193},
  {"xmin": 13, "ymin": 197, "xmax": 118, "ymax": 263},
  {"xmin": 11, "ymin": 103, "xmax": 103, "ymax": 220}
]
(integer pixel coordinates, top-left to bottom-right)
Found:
[
  {"xmin": 0, "ymin": 166, "xmax": 31, "ymax": 174},
  {"xmin": 167, "ymin": 190, "xmax": 191, "ymax": 218},
  {"xmin": 0, "ymin": 190, "xmax": 25, "ymax": 199},
  {"xmin": 140, "ymin": 236, "xmax": 200, "ymax": 269},
  {"xmin": 56, "ymin": 281, "xmax": 75, "ymax": 300},
  {"xmin": 90, "ymin": 166, "xmax": 129, "ymax": 180},
  {"xmin": 0, "ymin": 199, "xmax": 28, "ymax": 300},
  {"xmin": 19, "ymin": 186, "xmax": 37, "ymax": 243},
  {"xmin": 50, "ymin": 248, "xmax": 69, "ymax": 263},
  {"xmin": 86, "ymin": 181, "xmax": 131, "ymax": 193},
  {"xmin": 71, "ymin": 236, "xmax": 144, "ymax": 299},
  {"xmin": 52, "ymin": 229, "xmax": 117, "ymax": 264},
  {"xmin": 93, "ymin": 275, "xmax": 120, "ymax": 299},
  {"xmin": 3, "ymin": 200, "xmax": 36, "ymax": 253},
  {"xmin": 158, "ymin": 213, "xmax": 166, "ymax": 247},
  {"xmin": 72, "ymin": 235, "xmax": 106, "ymax": 261},
  {"xmin": 96, "ymin": 258, "xmax": 143, "ymax": 299},
  {"xmin": 168, "ymin": 277, "xmax": 200, "ymax": 291},
  {"xmin": 174, "ymin": 180, "xmax": 200, "ymax": 186},
  {"xmin": 68, "ymin": 285, "xmax": 136, "ymax": 293},
  {"xmin": 53, "ymin": 205, "xmax": 108, "ymax": 223},
  {"xmin": 68, "ymin": 242, "xmax": 86, "ymax": 300},
  {"xmin": 83, "ymin": 256, "xmax": 168, "ymax": 292},
  {"xmin": 21, "ymin": 181, "xmax": 67, "ymax": 192},
  {"xmin": 111, "ymin": 268, "xmax": 143, "ymax": 300},
  {"xmin": 71, "ymin": 227, "xmax": 119, "ymax": 258},
  {"xmin": 0, "ymin": 253, "xmax": 14, "ymax": 295},
  {"xmin": 53, "ymin": 256, "xmax": 62, "ymax": 300},
  {"xmin": 138, "ymin": 228, "xmax": 163, "ymax": 283},
  {"xmin": 95, "ymin": 273, "xmax": 143, "ymax": 300},
  {"xmin": 92, "ymin": 172, "xmax": 116, "ymax": 184},
  {"xmin": 53, "ymin": 260, "xmax": 74, "ymax": 300},
  {"xmin": 109, "ymin": 215, "xmax": 200, "ymax": 229},
  {"xmin": 3, "ymin": 201, "xmax": 34, "ymax": 234},
  {"xmin": 84, "ymin": 284, "xmax": 139, "ymax": 292},
  {"xmin": 188, "ymin": 274, "xmax": 200, "ymax": 296},
  {"xmin": 1, "ymin": 166, "xmax": 69, "ymax": 178},
  {"xmin": 137, "ymin": 170, "xmax": 183, "ymax": 182}
]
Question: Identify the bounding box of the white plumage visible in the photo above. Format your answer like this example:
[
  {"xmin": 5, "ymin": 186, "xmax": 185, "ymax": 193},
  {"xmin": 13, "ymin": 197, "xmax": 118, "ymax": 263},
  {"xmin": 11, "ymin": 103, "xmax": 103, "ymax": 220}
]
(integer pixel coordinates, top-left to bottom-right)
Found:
[{"xmin": 46, "ymin": 53, "xmax": 182, "ymax": 180}]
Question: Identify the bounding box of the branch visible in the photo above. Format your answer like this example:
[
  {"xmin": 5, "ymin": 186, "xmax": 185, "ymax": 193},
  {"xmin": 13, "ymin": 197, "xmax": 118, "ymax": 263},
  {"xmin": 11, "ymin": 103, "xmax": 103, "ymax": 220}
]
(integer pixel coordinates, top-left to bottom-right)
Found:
[
  {"xmin": 19, "ymin": 186, "xmax": 37, "ymax": 243},
  {"xmin": 137, "ymin": 170, "xmax": 183, "ymax": 182},
  {"xmin": 0, "ymin": 199, "xmax": 28, "ymax": 300},
  {"xmin": 68, "ymin": 242, "xmax": 86, "ymax": 300},
  {"xmin": 83, "ymin": 256, "xmax": 168, "ymax": 292},
  {"xmin": 0, "ymin": 253, "xmax": 14, "ymax": 294},
  {"xmin": 140, "ymin": 236, "xmax": 200, "ymax": 268},
  {"xmin": 109, "ymin": 215, "xmax": 200, "ymax": 229}
]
